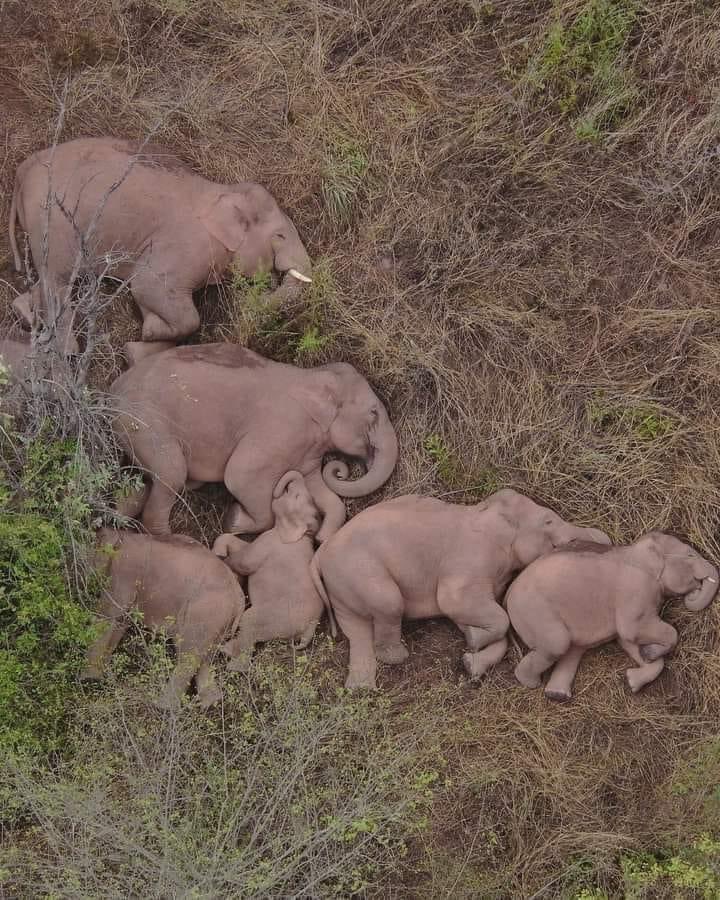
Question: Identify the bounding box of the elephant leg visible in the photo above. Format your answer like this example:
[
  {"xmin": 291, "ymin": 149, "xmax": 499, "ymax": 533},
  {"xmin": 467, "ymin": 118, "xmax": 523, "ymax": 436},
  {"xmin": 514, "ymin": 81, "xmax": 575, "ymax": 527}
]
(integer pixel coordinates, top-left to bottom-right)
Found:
[
  {"xmin": 223, "ymin": 608, "xmax": 258, "ymax": 672},
  {"xmin": 544, "ymin": 646, "xmax": 585, "ymax": 701},
  {"xmin": 81, "ymin": 617, "xmax": 128, "ymax": 680},
  {"xmin": 636, "ymin": 619, "xmax": 678, "ymax": 662},
  {"xmin": 335, "ymin": 607, "xmax": 377, "ymax": 690},
  {"xmin": 437, "ymin": 581, "xmax": 509, "ymax": 681},
  {"xmin": 140, "ymin": 441, "xmax": 188, "ymax": 535},
  {"xmin": 130, "ymin": 270, "xmax": 200, "ymax": 343},
  {"xmin": 155, "ymin": 649, "xmax": 202, "ymax": 710},
  {"xmin": 619, "ymin": 638, "xmax": 665, "ymax": 693},
  {"xmin": 223, "ymin": 455, "xmax": 275, "ymax": 535},
  {"xmin": 293, "ymin": 618, "xmax": 320, "ymax": 650},
  {"xmin": 115, "ymin": 481, "xmax": 150, "ymax": 519},
  {"xmin": 374, "ymin": 616, "xmax": 408, "ymax": 665},
  {"xmin": 515, "ymin": 648, "xmax": 567, "ymax": 689},
  {"xmin": 195, "ymin": 661, "xmax": 222, "ymax": 709}
]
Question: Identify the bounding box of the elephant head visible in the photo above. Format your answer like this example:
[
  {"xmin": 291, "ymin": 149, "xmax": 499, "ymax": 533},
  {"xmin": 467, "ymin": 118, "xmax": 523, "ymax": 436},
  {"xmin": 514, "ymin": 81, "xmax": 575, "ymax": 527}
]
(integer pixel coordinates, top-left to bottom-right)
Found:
[
  {"xmin": 633, "ymin": 532, "xmax": 718, "ymax": 611},
  {"xmin": 271, "ymin": 471, "xmax": 322, "ymax": 543},
  {"xmin": 200, "ymin": 186, "xmax": 312, "ymax": 305},
  {"xmin": 310, "ymin": 363, "xmax": 398, "ymax": 498},
  {"xmin": 482, "ymin": 489, "xmax": 611, "ymax": 568}
]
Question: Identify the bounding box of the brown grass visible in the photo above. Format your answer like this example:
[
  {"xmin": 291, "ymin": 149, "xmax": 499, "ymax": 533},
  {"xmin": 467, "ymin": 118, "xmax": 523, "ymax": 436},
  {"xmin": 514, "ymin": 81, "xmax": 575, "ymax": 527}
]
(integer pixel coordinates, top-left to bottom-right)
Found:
[{"xmin": 3, "ymin": 0, "xmax": 720, "ymax": 895}]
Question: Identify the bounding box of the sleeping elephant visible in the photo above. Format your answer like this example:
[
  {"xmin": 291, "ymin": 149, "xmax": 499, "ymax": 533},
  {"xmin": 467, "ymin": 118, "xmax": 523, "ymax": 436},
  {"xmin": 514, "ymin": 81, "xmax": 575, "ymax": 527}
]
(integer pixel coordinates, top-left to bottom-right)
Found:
[
  {"xmin": 109, "ymin": 343, "xmax": 398, "ymax": 540},
  {"xmin": 82, "ymin": 528, "xmax": 247, "ymax": 709},
  {"xmin": 9, "ymin": 137, "xmax": 312, "ymax": 353},
  {"xmin": 507, "ymin": 532, "xmax": 718, "ymax": 700},
  {"xmin": 310, "ymin": 489, "xmax": 610, "ymax": 689}
]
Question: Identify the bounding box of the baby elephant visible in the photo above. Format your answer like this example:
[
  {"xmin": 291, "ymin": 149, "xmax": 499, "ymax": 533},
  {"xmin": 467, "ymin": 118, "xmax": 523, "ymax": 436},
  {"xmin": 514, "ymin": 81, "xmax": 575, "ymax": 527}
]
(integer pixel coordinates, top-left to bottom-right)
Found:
[
  {"xmin": 311, "ymin": 489, "xmax": 610, "ymax": 690},
  {"xmin": 82, "ymin": 528, "xmax": 246, "ymax": 709},
  {"xmin": 507, "ymin": 532, "xmax": 719, "ymax": 700},
  {"xmin": 212, "ymin": 471, "xmax": 327, "ymax": 670}
]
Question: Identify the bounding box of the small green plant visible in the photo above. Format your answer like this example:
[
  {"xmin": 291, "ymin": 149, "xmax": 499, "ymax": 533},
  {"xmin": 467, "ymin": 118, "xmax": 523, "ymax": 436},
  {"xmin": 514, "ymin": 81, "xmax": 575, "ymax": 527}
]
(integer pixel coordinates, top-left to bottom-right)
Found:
[
  {"xmin": 424, "ymin": 433, "xmax": 462, "ymax": 485},
  {"xmin": 322, "ymin": 136, "xmax": 369, "ymax": 225},
  {"xmin": 621, "ymin": 836, "xmax": 720, "ymax": 899},
  {"xmin": 294, "ymin": 326, "xmax": 330, "ymax": 359},
  {"xmin": 587, "ymin": 394, "xmax": 675, "ymax": 441},
  {"xmin": 527, "ymin": 0, "xmax": 638, "ymax": 139}
]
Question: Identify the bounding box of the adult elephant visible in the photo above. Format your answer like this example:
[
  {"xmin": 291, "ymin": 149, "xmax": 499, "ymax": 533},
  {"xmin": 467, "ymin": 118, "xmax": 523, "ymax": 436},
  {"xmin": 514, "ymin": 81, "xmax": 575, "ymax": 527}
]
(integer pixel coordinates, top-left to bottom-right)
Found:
[
  {"xmin": 110, "ymin": 343, "xmax": 398, "ymax": 541},
  {"xmin": 9, "ymin": 137, "xmax": 312, "ymax": 353}
]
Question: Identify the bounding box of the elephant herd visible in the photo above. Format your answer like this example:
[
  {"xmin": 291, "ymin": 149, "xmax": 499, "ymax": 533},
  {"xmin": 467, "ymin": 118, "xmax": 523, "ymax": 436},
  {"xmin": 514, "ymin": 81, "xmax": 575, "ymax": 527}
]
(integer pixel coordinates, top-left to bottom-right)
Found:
[{"xmin": 2, "ymin": 137, "xmax": 718, "ymax": 709}]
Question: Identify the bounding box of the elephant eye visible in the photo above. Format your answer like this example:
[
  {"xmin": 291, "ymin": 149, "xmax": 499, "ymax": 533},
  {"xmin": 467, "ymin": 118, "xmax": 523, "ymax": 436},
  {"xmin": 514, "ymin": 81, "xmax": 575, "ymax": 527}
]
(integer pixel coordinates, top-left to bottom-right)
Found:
[{"xmin": 275, "ymin": 232, "xmax": 286, "ymax": 240}]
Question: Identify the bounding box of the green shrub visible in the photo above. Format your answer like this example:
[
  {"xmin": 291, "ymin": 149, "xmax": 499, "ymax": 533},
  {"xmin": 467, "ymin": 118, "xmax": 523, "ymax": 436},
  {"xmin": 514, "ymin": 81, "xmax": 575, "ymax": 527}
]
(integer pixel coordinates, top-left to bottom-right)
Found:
[
  {"xmin": 1, "ymin": 650, "xmax": 440, "ymax": 897},
  {"xmin": 0, "ymin": 434, "xmax": 112, "ymax": 756}
]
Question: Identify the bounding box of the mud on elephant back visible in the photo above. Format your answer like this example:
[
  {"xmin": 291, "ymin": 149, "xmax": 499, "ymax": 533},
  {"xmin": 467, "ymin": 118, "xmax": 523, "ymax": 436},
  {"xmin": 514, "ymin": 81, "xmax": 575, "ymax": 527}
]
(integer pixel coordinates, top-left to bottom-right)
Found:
[
  {"xmin": 9, "ymin": 137, "xmax": 312, "ymax": 355},
  {"xmin": 110, "ymin": 343, "xmax": 399, "ymax": 541}
]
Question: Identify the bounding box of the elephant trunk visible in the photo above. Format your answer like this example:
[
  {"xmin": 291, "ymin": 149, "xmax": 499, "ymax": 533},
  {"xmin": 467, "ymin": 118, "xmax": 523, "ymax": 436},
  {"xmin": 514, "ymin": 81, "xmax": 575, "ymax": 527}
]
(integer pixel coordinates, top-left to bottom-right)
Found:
[
  {"xmin": 322, "ymin": 406, "xmax": 398, "ymax": 498},
  {"xmin": 685, "ymin": 563, "xmax": 719, "ymax": 611}
]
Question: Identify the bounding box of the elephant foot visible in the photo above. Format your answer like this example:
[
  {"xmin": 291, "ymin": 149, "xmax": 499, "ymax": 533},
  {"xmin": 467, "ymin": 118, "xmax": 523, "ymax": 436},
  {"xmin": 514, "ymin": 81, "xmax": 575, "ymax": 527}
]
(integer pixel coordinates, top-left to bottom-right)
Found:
[
  {"xmin": 513, "ymin": 661, "xmax": 542, "ymax": 690},
  {"xmin": 153, "ymin": 690, "xmax": 183, "ymax": 711},
  {"xmin": 79, "ymin": 666, "xmax": 104, "ymax": 682},
  {"xmin": 639, "ymin": 642, "xmax": 665, "ymax": 662},
  {"xmin": 226, "ymin": 651, "xmax": 252, "ymax": 673},
  {"xmin": 344, "ymin": 669, "xmax": 377, "ymax": 691},
  {"xmin": 462, "ymin": 651, "xmax": 495, "ymax": 682},
  {"xmin": 197, "ymin": 683, "xmax": 223, "ymax": 709},
  {"xmin": 625, "ymin": 668, "xmax": 646, "ymax": 694},
  {"xmin": 545, "ymin": 688, "xmax": 572, "ymax": 702},
  {"xmin": 123, "ymin": 340, "xmax": 175, "ymax": 367},
  {"xmin": 376, "ymin": 642, "xmax": 409, "ymax": 665}
]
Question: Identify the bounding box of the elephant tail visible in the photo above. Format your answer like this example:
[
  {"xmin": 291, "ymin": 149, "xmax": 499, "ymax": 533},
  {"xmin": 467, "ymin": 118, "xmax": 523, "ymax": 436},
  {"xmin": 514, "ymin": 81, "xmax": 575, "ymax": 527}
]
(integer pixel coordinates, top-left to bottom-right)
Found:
[
  {"xmin": 9, "ymin": 180, "xmax": 21, "ymax": 273},
  {"xmin": 310, "ymin": 553, "xmax": 337, "ymax": 640}
]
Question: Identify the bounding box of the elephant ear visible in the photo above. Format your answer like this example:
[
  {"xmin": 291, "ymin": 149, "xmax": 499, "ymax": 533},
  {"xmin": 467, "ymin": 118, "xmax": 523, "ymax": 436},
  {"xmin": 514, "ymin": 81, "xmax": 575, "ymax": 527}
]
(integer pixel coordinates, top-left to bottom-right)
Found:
[
  {"xmin": 199, "ymin": 194, "xmax": 251, "ymax": 252},
  {"xmin": 290, "ymin": 381, "xmax": 340, "ymax": 434}
]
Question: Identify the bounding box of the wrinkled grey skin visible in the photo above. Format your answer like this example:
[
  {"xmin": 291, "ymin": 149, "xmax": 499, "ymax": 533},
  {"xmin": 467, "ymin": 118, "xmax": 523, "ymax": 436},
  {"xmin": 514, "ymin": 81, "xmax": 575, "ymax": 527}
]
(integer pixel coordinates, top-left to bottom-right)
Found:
[
  {"xmin": 213, "ymin": 471, "xmax": 326, "ymax": 670},
  {"xmin": 82, "ymin": 528, "xmax": 246, "ymax": 709},
  {"xmin": 110, "ymin": 343, "xmax": 398, "ymax": 541},
  {"xmin": 9, "ymin": 137, "xmax": 312, "ymax": 354},
  {"xmin": 311, "ymin": 489, "xmax": 610, "ymax": 689},
  {"xmin": 508, "ymin": 532, "xmax": 719, "ymax": 700}
]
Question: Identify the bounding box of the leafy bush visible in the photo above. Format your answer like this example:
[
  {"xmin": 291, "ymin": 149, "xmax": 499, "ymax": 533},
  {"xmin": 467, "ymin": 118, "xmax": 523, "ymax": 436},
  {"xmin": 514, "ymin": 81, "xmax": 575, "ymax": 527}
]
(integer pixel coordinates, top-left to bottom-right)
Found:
[
  {"xmin": 0, "ymin": 434, "xmax": 110, "ymax": 756},
  {"xmin": 1, "ymin": 650, "xmax": 440, "ymax": 897}
]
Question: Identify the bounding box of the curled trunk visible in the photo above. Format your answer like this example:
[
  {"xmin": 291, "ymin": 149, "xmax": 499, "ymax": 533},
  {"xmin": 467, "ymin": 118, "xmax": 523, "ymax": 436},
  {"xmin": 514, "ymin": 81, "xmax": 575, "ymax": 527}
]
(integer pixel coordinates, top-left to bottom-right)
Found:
[
  {"xmin": 322, "ymin": 406, "xmax": 398, "ymax": 498},
  {"xmin": 685, "ymin": 563, "xmax": 719, "ymax": 611}
]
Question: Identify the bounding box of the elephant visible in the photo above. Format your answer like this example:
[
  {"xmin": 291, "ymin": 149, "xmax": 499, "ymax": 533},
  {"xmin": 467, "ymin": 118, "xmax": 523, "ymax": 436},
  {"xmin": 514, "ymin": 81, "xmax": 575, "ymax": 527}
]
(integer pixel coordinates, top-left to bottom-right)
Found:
[
  {"xmin": 109, "ymin": 342, "xmax": 398, "ymax": 540},
  {"xmin": 507, "ymin": 532, "xmax": 718, "ymax": 700},
  {"xmin": 212, "ymin": 470, "xmax": 329, "ymax": 670},
  {"xmin": 9, "ymin": 137, "xmax": 312, "ymax": 354},
  {"xmin": 82, "ymin": 528, "xmax": 246, "ymax": 709},
  {"xmin": 309, "ymin": 489, "xmax": 610, "ymax": 689}
]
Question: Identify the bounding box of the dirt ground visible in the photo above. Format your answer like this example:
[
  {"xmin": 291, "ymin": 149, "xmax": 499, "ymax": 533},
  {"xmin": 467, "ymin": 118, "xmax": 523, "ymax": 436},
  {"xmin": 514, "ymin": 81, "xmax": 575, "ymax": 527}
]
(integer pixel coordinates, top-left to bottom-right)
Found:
[{"xmin": 3, "ymin": 0, "xmax": 720, "ymax": 896}]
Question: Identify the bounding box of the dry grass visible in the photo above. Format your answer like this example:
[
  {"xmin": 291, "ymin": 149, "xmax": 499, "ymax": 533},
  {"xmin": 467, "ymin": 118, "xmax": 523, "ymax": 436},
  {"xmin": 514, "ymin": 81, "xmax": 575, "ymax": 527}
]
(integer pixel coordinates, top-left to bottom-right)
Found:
[{"xmin": 3, "ymin": 0, "xmax": 720, "ymax": 895}]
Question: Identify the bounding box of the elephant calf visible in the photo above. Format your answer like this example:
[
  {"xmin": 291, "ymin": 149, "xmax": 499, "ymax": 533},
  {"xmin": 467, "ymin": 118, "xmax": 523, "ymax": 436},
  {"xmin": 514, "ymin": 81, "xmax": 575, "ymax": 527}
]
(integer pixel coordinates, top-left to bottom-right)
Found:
[
  {"xmin": 507, "ymin": 532, "xmax": 718, "ymax": 700},
  {"xmin": 311, "ymin": 489, "xmax": 610, "ymax": 690},
  {"xmin": 82, "ymin": 528, "xmax": 246, "ymax": 709},
  {"xmin": 213, "ymin": 471, "xmax": 327, "ymax": 669}
]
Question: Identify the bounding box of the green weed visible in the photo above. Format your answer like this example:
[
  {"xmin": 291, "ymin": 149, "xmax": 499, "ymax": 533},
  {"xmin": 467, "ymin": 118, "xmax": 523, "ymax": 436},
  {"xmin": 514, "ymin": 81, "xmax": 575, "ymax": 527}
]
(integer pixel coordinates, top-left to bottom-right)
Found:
[
  {"xmin": 621, "ymin": 836, "xmax": 720, "ymax": 899},
  {"xmin": 424, "ymin": 434, "xmax": 499, "ymax": 497},
  {"xmin": 587, "ymin": 394, "xmax": 675, "ymax": 441},
  {"xmin": 528, "ymin": 0, "xmax": 638, "ymax": 138},
  {"xmin": 321, "ymin": 136, "xmax": 369, "ymax": 225}
]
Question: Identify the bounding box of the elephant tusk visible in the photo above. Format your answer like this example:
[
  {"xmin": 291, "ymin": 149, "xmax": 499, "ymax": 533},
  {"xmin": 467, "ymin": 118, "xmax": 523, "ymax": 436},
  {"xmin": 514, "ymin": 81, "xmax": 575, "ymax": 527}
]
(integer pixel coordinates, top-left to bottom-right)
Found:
[
  {"xmin": 287, "ymin": 268, "xmax": 312, "ymax": 283},
  {"xmin": 707, "ymin": 577, "xmax": 717, "ymax": 583}
]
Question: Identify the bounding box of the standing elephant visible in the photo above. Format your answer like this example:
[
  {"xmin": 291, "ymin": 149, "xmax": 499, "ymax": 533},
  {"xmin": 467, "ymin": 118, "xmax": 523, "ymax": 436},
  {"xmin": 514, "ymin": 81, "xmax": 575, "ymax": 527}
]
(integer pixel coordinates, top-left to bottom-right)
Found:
[
  {"xmin": 82, "ymin": 528, "xmax": 247, "ymax": 709},
  {"xmin": 507, "ymin": 532, "xmax": 718, "ymax": 700},
  {"xmin": 310, "ymin": 489, "xmax": 610, "ymax": 689},
  {"xmin": 9, "ymin": 137, "xmax": 312, "ymax": 353},
  {"xmin": 109, "ymin": 343, "xmax": 398, "ymax": 540},
  {"xmin": 213, "ymin": 471, "xmax": 328, "ymax": 670}
]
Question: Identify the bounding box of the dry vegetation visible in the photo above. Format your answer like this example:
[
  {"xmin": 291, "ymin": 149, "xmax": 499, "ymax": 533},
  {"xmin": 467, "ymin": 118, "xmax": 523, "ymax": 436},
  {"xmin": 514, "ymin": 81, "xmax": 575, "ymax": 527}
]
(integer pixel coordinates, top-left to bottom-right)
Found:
[{"xmin": 3, "ymin": 0, "xmax": 720, "ymax": 896}]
